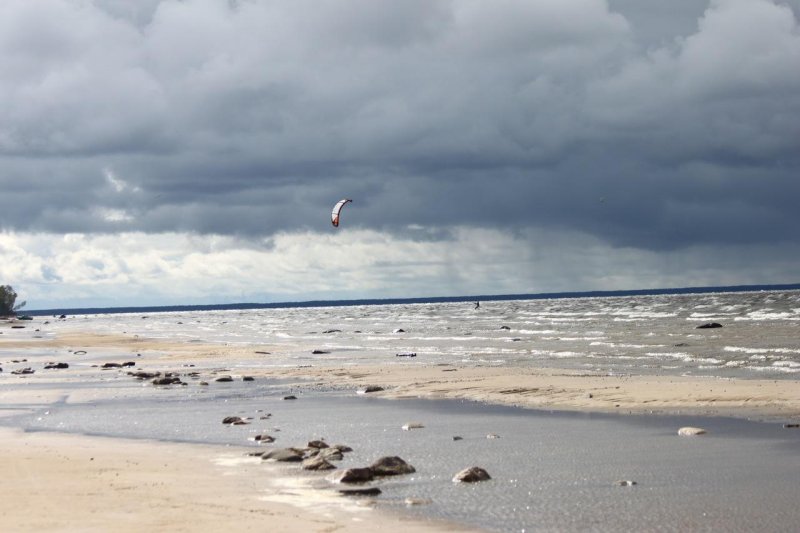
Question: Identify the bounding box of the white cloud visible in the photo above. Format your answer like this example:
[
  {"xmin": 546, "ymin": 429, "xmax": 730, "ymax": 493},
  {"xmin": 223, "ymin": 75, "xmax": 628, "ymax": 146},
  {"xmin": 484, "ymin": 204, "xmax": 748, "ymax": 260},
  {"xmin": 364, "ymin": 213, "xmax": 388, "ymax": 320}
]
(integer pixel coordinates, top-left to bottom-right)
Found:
[{"xmin": 2, "ymin": 229, "xmax": 798, "ymax": 309}]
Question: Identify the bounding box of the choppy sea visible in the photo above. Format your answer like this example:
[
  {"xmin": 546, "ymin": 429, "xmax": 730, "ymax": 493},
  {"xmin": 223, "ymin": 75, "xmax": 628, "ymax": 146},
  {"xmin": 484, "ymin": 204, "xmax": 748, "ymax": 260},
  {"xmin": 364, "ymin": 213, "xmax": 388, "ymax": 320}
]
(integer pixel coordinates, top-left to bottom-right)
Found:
[{"xmin": 23, "ymin": 289, "xmax": 800, "ymax": 379}]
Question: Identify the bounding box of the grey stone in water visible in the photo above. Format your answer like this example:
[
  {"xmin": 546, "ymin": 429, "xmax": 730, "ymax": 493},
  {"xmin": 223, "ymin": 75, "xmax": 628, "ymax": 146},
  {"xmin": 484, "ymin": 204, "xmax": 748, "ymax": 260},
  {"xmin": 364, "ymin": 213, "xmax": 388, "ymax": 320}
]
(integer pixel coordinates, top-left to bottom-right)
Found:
[
  {"xmin": 616, "ymin": 480, "xmax": 638, "ymax": 486},
  {"xmin": 318, "ymin": 448, "xmax": 344, "ymax": 461},
  {"xmin": 696, "ymin": 322, "xmax": 723, "ymax": 329},
  {"xmin": 44, "ymin": 362, "xmax": 69, "ymax": 369},
  {"xmin": 283, "ymin": 395, "xmax": 298, "ymax": 400},
  {"xmin": 262, "ymin": 448, "xmax": 304, "ymax": 462},
  {"xmin": 339, "ymin": 487, "xmax": 381, "ymax": 496},
  {"xmin": 311, "ymin": 350, "xmax": 330, "ymax": 354},
  {"xmin": 331, "ymin": 467, "xmax": 374, "ymax": 484},
  {"xmin": 253, "ymin": 434, "xmax": 275, "ymax": 443},
  {"xmin": 370, "ymin": 456, "xmax": 416, "ymax": 476},
  {"xmin": 453, "ymin": 436, "xmax": 463, "ymax": 441},
  {"xmin": 302, "ymin": 456, "xmax": 337, "ymax": 471},
  {"xmin": 242, "ymin": 376, "xmax": 255, "ymax": 381},
  {"xmin": 215, "ymin": 375, "xmax": 234, "ymax": 382},
  {"xmin": 783, "ymin": 423, "xmax": 800, "ymax": 429},
  {"xmin": 199, "ymin": 381, "xmax": 209, "ymax": 386},
  {"xmin": 678, "ymin": 426, "xmax": 707, "ymax": 436},
  {"xmin": 453, "ymin": 467, "xmax": 491, "ymax": 483},
  {"xmin": 222, "ymin": 416, "xmax": 247, "ymax": 425}
]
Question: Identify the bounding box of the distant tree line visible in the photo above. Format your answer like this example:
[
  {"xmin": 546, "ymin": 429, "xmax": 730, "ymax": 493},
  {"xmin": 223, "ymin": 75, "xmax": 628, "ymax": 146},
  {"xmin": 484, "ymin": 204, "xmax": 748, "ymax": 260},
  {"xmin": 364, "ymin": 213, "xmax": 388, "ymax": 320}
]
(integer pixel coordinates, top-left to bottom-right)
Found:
[{"xmin": 0, "ymin": 285, "xmax": 25, "ymax": 316}]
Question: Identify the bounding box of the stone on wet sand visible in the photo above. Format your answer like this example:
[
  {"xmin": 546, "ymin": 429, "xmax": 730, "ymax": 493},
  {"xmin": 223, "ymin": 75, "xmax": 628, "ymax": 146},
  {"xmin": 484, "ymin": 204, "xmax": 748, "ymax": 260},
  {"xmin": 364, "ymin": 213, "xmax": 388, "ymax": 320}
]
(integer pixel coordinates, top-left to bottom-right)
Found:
[
  {"xmin": 262, "ymin": 448, "xmax": 305, "ymax": 462},
  {"xmin": 453, "ymin": 466, "xmax": 491, "ymax": 483},
  {"xmin": 370, "ymin": 456, "xmax": 416, "ymax": 476},
  {"xmin": 222, "ymin": 416, "xmax": 248, "ymax": 425},
  {"xmin": 357, "ymin": 386, "xmax": 384, "ymax": 394},
  {"xmin": 318, "ymin": 448, "xmax": 344, "ymax": 461},
  {"xmin": 330, "ymin": 467, "xmax": 374, "ymax": 484},
  {"xmin": 253, "ymin": 434, "xmax": 275, "ymax": 443},
  {"xmin": 307, "ymin": 440, "xmax": 329, "ymax": 449},
  {"xmin": 215, "ymin": 375, "xmax": 234, "ymax": 382},
  {"xmin": 678, "ymin": 426, "xmax": 707, "ymax": 436},
  {"xmin": 339, "ymin": 487, "xmax": 381, "ymax": 497},
  {"xmin": 152, "ymin": 376, "xmax": 183, "ymax": 385},
  {"xmin": 302, "ymin": 456, "xmax": 337, "ymax": 471}
]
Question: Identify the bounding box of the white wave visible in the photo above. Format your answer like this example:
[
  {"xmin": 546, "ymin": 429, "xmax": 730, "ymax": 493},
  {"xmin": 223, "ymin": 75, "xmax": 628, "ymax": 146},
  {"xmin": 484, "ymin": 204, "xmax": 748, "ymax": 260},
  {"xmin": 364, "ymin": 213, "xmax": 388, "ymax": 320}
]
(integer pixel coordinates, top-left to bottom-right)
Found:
[{"xmin": 724, "ymin": 346, "xmax": 768, "ymax": 354}]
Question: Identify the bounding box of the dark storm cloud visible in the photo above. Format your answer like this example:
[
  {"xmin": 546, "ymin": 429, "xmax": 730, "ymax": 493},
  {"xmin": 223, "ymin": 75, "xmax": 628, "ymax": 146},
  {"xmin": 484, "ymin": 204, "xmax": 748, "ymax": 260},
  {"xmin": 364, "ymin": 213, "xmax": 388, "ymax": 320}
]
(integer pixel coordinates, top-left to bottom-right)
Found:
[{"xmin": 1, "ymin": 0, "xmax": 798, "ymax": 251}]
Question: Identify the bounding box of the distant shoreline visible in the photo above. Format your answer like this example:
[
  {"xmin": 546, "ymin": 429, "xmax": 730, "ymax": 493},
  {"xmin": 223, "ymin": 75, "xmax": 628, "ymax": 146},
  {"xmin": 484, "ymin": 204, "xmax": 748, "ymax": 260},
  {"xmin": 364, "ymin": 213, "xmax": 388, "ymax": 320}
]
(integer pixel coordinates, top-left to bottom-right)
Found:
[{"xmin": 25, "ymin": 282, "xmax": 800, "ymax": 317}]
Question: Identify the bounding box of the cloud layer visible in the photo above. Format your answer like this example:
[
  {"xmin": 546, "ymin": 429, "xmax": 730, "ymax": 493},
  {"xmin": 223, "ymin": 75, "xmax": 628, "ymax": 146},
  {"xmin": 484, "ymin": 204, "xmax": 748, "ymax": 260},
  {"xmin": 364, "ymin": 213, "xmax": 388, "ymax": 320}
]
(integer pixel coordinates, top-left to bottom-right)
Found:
[{"xmin": 1, "ymin": 0, "xmax": 798, "ymax": 307}]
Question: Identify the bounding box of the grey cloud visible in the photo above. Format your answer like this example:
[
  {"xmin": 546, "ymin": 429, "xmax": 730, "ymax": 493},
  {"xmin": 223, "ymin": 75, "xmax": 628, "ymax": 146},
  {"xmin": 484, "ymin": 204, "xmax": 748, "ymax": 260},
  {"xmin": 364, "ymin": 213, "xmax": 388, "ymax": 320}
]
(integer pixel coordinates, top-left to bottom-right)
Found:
[{"xmin": 0, "ymin": 0, "xmax": 798, "ymax": 256}]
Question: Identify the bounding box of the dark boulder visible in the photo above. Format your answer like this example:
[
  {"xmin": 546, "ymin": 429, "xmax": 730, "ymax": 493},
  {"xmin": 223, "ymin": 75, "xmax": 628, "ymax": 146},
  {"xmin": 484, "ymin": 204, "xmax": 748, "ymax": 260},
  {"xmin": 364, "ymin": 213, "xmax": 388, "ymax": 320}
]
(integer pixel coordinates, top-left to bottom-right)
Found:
[
  {"xmin": 339, "ymin": 488, "xmax": 381, "ymax": 496},
  {"xmin": 370, "ymin": 456, "xmax": 416, "ymax": 476},
  {"xmin": 130, "ymin": 371, "xmax": 160, "ymax": 379},
  {"xmin": 253, "ymin": 434, "xmax": 275, "ymax": 443},
  {"xmin": 453, "ymin": 466, "xmax": 491, "ymax": 483},
  {"xmin": 307, "ymin": 440, "xmax": 329, "ymax": 449},
  {"xmin": 153, "ymin": 376, "xmax": 183, "ymax": 385},
  {"xmin": 222, "ymin": 416, "xmax": 248, "ymax": 425},
  {"xmin": 44, "ymin": 362, "xmax": 69, "ymax": 369},
  {"xmin": 696, "ymin": 322, "xmax": 723, "ymax": 329},
  {"xmin": 331, "ymin": 468, "xmax": 374, "ymax": 484},
  {"xmin": 262, "ymin": 448, "xmax": 304, "ymax": 462},
  {"xmin": 215, "ymin": 375, "xmax": 234, "ymax": 382},
  {"xmin": 283, "ymin": 395, "xmax": 298, "ymax": 400},
  {"xmin": 358, "ymin": 386, "xmax": 384, "ymax": 394},
  {"xmin": 317, "ymin": 448, "xmax": 344, "ymax": 461},
  {"xmin": 302, "ymin": 456, "xmax": 336, "ymax": 471}
]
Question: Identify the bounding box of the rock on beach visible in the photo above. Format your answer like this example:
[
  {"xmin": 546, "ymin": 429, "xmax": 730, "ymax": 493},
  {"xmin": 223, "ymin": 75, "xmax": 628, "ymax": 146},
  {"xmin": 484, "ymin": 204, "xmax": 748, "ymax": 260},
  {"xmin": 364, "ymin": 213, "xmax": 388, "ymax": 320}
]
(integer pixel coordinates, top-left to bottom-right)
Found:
[
  {"xmin": 369, "ymin": 456, "xmax": 416, "ymax": 476},
  {"xmin": 453, "ymin": 467, "xmax": 491, "ymax": 483},
  {"xmin": 330, "ymin": 467, "xmax": 374, "ymax": 484},
  {"xmin": 678, "ymin": 426, "xmax": 707, "ymax": 436}
]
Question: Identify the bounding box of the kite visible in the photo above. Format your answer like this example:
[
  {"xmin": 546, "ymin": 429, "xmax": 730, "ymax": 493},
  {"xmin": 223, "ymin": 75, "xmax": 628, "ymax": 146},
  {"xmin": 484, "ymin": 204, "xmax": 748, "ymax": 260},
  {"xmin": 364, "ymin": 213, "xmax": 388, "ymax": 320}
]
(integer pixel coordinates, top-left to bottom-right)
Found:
[{"xmin": 331, "ymin": 198, "xmax": 352, "ymax": 227}]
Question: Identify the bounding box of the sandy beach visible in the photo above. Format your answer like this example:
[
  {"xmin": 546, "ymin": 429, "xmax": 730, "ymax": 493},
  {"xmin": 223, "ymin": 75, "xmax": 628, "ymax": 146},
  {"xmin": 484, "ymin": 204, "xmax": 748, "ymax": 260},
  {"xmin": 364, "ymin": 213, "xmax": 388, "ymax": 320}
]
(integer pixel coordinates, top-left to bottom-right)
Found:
[{"xmin": 3, "ymin": 323, "xmax": 800, "ymax": 531}]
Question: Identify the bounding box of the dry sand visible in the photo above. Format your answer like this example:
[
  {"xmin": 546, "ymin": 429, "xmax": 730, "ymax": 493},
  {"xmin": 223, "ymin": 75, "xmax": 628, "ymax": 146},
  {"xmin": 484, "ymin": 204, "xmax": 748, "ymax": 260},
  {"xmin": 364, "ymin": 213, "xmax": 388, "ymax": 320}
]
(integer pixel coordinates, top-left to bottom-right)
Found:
[
  {"xmin": 3, "ymin": 329, "xmax": 800, "ymax": 531},
  {"xmin": 0, "ymin": 427, "xmax": 463, "ymax": 533}
]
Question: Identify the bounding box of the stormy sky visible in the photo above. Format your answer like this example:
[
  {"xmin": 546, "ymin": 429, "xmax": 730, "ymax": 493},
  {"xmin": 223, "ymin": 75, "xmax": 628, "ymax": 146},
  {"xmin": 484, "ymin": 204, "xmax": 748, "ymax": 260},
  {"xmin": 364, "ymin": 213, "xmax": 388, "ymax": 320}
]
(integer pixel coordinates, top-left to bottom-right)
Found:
[{"xmin": 1, "ymin": 0, "xmax": 799, "ymax": 309}]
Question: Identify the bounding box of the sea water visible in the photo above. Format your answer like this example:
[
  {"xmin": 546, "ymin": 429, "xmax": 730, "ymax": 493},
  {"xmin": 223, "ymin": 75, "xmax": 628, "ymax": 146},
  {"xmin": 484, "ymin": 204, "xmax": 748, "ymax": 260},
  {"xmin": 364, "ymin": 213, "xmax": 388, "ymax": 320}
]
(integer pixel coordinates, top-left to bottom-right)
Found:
[
  {"xmin": 4, "ymin": 380, "xmax": 800, "ymax": 532},
  {"xmin": 4, "ymin": 289, "xmax": 800, "ymax": 531},
  {"xmin": 14, "ymin": 289, "xmax": 800, "ymax": 378}
]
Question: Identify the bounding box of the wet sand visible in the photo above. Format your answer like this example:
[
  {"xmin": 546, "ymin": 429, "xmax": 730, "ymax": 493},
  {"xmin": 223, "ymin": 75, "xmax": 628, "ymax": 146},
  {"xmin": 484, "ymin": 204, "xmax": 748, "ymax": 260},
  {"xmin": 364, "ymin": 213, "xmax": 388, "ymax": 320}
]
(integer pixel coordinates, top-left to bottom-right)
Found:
[{"xmin": 3, "ymin": 328, "xmax": 800, "ymax": 531}]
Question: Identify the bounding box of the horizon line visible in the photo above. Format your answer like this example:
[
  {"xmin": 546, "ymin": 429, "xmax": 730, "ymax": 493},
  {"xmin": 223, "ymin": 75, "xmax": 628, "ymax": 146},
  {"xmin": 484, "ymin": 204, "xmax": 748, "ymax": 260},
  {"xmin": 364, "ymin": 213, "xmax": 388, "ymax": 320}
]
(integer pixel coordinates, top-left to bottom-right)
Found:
[{"xmin": 23, "ymin": 282, "xmax": 800, "ymax": 316}]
